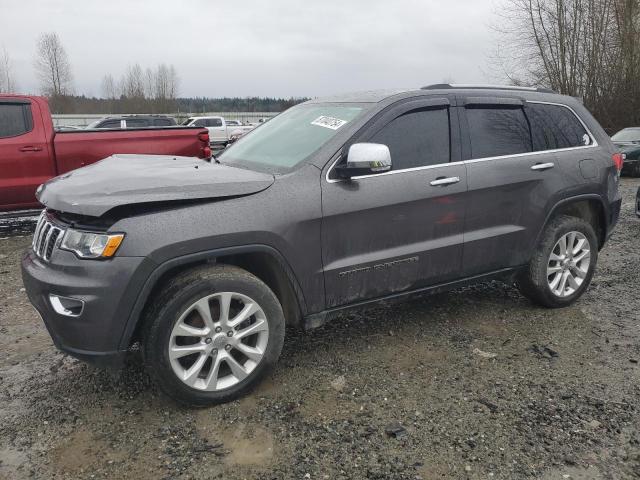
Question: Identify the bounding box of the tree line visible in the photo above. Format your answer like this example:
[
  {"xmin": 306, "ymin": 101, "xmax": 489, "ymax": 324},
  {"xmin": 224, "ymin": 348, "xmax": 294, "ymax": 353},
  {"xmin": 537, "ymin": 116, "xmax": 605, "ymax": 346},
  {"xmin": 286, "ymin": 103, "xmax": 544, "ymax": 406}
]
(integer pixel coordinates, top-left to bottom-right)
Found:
[
  {"xmin": 494, "ymin": 0, "xmax": 639, "ymax": 132},
  {"xmin": 43, "ymin": 95, "xmax": 307, "ymax": 114}
]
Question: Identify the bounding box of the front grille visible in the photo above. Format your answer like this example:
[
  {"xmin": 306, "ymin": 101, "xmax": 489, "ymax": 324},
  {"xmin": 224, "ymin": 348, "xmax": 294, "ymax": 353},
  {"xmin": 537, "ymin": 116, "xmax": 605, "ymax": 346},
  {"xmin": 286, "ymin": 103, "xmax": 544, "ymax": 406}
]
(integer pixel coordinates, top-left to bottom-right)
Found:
[{"xmin": 32, "ymin": 212, "xmax": 65, "ymax": 262}]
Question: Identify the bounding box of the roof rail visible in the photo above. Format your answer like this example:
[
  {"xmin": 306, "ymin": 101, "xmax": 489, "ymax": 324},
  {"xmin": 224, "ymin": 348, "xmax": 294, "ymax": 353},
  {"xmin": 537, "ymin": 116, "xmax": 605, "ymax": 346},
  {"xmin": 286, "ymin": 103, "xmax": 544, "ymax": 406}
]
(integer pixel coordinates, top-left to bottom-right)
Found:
[{"xmin": 421, "ymin": 83, "xmax": 556, "ymax": 94}]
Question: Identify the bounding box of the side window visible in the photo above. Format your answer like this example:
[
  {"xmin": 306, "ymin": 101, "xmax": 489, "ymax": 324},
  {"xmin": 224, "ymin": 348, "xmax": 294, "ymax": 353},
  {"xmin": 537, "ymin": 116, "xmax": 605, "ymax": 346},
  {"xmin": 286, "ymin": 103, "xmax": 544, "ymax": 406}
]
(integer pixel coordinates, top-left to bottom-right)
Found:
[
  {"xmin": 0, "ymin": 103, "xmax": 33, "ymax": 138},
  {"xmin": 466, "ymin": 106, "xmax": 532, "ymax": 158},
  {"xmin": 208, "ymin": 118, "xmax": 223, "ymax": 127},
  {"xmin": 154, "ymin": 118, "xmax": 173, "ymax": 126},
  {"xmin": 526, "ymin": 103, "xmax": 591, "ymax": 150},
  {"xmin": 193, "ymin": 119, "xmax": 206, "ymax": 127},
  {"xmin": 125, "ymin": 118, "xmax": 149, "ymax": 128},
  {"xmin": 369, "ymin": 108, "xmax": 450, "ymax": 170},
  {"xmin": 98, "ymin": 120, "xmax": 122, "ymax": 129}
]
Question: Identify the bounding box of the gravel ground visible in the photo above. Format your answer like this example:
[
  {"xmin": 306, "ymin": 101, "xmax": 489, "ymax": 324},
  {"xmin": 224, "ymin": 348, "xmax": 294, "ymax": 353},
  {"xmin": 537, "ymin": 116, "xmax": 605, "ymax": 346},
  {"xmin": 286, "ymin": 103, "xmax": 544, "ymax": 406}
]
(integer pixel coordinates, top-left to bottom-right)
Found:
[{"xmin": 1, "ymin": 179, "xmax": 639, "ymax": 480}]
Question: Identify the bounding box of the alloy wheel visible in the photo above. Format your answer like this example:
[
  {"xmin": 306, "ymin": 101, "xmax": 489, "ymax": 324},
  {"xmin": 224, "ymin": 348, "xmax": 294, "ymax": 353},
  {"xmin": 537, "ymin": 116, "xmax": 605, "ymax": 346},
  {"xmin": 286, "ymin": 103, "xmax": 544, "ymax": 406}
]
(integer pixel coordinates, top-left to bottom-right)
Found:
[
  {"xmin": 168, "ymin": 292, "xmax": 269, "ymax": 391},
  {"xmin": 547, "ymin": 231, "xmax": 591, "ymax": 297}
]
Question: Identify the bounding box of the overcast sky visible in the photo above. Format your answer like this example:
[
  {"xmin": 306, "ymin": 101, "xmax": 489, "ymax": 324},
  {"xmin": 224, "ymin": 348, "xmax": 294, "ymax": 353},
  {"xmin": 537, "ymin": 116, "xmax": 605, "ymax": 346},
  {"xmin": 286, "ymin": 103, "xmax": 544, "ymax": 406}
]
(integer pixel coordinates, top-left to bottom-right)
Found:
[{"xmin": 1, "ymin": 0, "xmax": 500, "ymax": 98}]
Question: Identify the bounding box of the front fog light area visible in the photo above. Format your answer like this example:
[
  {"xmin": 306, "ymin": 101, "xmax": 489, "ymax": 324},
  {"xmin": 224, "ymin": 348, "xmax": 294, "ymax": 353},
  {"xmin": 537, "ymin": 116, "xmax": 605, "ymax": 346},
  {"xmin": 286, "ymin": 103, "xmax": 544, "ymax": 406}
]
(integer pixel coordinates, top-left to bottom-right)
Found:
[
  {"xmin": 49, "ymin": 294, "xmax": 84, "ymax": 317},
  {"xmin": 60, "ymin": 230, "xmax": 124, "ymax": 259}
]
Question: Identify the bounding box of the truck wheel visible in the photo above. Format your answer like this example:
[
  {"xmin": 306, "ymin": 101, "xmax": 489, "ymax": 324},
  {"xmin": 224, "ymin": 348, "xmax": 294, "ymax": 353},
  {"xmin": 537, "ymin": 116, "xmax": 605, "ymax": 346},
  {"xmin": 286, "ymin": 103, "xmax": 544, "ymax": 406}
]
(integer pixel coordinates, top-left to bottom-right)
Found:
[
  {"xmin": 517, "ymin": 215, "xmax": 597, "ymax": 308},
  {"xmin": 142, "ymin": 264, "xmax": 285, "ymax": 406}
]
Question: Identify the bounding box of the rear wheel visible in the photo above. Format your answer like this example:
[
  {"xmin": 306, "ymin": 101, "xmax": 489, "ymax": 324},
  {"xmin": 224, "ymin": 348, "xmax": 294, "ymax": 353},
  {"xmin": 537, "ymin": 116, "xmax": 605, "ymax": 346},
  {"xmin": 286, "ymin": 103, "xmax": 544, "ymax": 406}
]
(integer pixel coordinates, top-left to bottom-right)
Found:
[
  {"xmin": 631, "ymin": 162, "xmax": 640, "ymax": 178},
  {"xmin": 517, "ymin": 215, "xmax": 598, "ymax": 308},
  {"xmin": 142, "ymin": 265, "xmax": 285, "ymax": 406}
]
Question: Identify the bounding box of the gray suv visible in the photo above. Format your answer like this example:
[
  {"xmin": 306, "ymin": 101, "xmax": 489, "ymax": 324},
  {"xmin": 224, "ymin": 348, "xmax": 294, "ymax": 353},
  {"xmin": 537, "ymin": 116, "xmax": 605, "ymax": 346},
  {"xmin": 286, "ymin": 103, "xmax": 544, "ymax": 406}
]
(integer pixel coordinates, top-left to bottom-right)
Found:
[{"xmin": 22, "ymin": 85, "xmax": 623, "ymax": 405}]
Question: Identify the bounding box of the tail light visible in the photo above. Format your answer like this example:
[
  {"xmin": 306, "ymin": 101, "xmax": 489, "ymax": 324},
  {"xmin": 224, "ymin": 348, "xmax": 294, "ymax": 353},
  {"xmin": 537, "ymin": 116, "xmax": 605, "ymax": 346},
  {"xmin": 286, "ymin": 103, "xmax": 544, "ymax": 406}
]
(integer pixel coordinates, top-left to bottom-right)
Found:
[
  {"xmin": 198, "ymin": 131, "xmax": 210, "ymax": 144},
  {"xmin": 202, "ymin": 146, "xmax": 211, "ymax": 159},
  {"xmin": 612, "ymin": 153, "xmax": 624, "ymax": 171}
]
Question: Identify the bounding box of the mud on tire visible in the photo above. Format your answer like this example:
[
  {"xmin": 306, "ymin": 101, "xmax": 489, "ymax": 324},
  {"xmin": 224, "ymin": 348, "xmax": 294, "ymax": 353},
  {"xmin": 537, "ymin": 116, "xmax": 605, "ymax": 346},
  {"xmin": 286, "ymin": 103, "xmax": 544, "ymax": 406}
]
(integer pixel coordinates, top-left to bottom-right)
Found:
[{"xmin": 517, "ymin": 215, "xmax": 598, "ymax": 308}]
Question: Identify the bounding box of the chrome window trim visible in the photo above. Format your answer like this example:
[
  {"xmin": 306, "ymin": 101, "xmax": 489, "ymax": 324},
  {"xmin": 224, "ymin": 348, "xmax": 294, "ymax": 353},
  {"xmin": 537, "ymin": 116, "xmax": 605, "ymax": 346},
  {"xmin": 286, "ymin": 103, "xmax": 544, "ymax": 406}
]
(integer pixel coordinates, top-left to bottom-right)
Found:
[{"xmin": 325, "ymin": 101, "xmax": 598, "ymax": 184}]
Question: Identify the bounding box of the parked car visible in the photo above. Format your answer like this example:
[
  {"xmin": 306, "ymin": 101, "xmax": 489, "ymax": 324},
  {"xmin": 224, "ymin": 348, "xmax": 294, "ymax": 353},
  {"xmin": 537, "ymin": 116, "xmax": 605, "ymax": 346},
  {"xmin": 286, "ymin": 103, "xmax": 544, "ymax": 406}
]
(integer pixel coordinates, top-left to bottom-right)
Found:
[
  {"xmin": 86, "ymin": 115, "xmax": 177, "ymax": 129},
  {"xmin": 181, "ymin": 116, "xmax": 254, "ymax": 145},
  {"xmin": 22, "ymin": 85, "xmax": 622, "ymax": 406},
  {"xmin": 0, "ymin": 95, "xmax": 211, "ymax": 211},
  {"xmin": 611, "ymin": 127, "xmax": 640, "ymax": 176}
]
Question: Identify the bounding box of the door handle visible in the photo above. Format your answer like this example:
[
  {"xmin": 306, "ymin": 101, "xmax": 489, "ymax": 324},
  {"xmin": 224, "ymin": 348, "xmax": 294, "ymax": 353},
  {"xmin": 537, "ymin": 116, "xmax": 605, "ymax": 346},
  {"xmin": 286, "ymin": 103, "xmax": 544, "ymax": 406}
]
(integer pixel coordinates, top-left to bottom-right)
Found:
[
  {"xmin": 430, "ymin": 176, "xmax": 460, "ymax": 186},
  {"xmin": 19, "ymin": 146, "xmax": 43, "ymax": 152},
  {"xmin": 530, "ymin": 162, "xmax": 554, "ymax": 171}
]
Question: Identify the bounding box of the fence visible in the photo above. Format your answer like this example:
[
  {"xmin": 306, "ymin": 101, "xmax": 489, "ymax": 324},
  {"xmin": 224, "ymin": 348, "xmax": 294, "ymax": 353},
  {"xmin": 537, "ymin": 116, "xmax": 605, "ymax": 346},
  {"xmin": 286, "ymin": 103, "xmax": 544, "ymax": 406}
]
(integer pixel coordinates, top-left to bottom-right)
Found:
[{"xmin": 51, "ymin": 112, "xmax": 280, "ymax": 128}]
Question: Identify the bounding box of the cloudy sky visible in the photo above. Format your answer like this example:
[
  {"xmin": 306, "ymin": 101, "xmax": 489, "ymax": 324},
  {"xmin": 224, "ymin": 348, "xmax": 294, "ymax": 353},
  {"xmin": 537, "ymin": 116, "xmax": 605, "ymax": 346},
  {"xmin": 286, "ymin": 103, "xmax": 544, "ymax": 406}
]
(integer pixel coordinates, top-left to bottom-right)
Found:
[{"xmin": 1, "ymin": 0, "xmax": 500, "ymax": 98}]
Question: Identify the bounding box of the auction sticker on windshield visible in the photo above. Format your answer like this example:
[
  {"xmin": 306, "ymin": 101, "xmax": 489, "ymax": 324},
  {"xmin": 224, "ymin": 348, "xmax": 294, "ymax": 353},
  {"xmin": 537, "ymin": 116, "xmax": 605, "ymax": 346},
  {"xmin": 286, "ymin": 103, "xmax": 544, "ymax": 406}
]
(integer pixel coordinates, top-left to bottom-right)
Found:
[{"xmin": 311, "ymin": 116, "xmax": 348, "ymax": 130}]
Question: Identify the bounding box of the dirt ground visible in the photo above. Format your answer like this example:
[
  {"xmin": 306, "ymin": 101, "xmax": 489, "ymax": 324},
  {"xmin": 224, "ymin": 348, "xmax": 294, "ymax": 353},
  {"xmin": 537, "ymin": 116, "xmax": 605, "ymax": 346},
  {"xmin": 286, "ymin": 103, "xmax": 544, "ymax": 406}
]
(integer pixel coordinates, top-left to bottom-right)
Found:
[{"xmin": 1, "ymin": 179, "xmax": 639, "ymax": 480}]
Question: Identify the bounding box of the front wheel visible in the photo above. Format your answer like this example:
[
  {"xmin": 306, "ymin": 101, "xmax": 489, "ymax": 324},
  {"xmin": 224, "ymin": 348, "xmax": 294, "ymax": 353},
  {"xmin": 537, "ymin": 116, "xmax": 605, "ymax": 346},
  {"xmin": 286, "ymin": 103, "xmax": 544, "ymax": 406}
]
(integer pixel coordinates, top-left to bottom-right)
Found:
[
  {"xmin": 142, "ymin": 265, "xmax": 285, "ymax": 406},
  {"xmin": 517, "ymin": 215, "xmax": 598, "ymax": 308}
]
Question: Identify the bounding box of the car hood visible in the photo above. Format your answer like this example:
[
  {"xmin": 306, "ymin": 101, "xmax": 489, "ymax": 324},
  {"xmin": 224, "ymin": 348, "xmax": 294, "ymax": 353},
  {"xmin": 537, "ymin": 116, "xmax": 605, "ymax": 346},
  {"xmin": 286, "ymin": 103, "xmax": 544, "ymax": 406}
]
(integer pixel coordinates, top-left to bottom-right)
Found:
[{"xmin": 37, "ymin": 154, "xmax": 275, "ymax": 217}]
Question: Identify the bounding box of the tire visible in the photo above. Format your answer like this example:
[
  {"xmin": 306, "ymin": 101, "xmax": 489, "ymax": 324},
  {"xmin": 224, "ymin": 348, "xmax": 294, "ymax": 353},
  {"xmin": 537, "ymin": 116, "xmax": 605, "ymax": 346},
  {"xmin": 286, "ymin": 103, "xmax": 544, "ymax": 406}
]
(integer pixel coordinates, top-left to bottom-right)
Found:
[
  {"xmin": 142, "ymin": 264, "xmax": 285, "ymax": 406},
  {"xmin": 517, "ymin": 215, "xmax": 598, "ymax": 308},
  {"xmin": 632, "ymin": 162, "xmax": 640, "ymax": 178}
]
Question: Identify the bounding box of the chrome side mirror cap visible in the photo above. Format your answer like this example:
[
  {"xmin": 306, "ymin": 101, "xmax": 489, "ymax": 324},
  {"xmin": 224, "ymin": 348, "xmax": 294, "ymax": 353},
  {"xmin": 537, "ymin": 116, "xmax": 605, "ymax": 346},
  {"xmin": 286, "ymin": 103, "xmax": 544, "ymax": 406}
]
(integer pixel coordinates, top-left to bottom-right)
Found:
[{"xmin": 335, "ymin": 143, "xmax": 392, "ymax": 179}]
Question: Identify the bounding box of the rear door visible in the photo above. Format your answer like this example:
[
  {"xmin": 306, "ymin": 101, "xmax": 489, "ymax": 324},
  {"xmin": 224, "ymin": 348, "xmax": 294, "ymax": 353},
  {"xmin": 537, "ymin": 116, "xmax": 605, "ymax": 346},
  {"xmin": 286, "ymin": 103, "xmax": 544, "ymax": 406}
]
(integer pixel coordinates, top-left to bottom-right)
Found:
[
  {"xmin": 0, "ymin": 99, "xmax": 54, "ymax": 210},
  {"xmin": 459, "ymin": 96, "xmax": 565, "ymax": 275},
  {"xmin": 321, "ymin": 97, "xmax": 467, "ymax": 308}
]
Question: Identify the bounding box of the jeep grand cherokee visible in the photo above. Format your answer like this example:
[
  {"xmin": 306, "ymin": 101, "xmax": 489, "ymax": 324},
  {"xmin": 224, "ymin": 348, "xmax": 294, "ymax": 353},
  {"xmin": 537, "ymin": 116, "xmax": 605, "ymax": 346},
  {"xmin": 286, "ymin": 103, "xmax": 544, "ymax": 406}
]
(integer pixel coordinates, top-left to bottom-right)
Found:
[{"xmin": 22, "ymin": 85, "xmax": 623, "ymax": 405}]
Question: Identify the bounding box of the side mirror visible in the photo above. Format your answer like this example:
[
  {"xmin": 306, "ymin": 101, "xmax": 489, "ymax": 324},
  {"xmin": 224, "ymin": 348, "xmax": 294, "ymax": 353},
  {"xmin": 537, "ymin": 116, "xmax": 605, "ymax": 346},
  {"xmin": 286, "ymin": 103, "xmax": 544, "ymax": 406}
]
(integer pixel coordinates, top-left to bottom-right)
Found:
[{"xmin": 334, "ymin": 143, "xmax": 392, "ymax": 179}]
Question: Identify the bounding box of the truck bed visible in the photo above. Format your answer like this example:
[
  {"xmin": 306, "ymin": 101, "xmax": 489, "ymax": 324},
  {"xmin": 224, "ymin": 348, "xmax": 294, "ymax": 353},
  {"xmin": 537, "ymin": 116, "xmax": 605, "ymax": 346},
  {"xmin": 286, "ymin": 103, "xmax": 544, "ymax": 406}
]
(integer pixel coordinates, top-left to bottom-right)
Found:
[{"xmin": 53, "ymin": 126, "xmax": 208, "ymax": 173}]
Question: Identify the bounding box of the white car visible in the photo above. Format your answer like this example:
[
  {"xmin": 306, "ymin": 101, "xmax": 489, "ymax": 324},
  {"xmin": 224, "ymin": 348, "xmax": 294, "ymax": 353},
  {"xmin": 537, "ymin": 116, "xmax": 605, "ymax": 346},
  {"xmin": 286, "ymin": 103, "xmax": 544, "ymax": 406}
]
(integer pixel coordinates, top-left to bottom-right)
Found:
[{"xmin": 181, "ymin": 116, "xmax": 253, "ymax": 144}]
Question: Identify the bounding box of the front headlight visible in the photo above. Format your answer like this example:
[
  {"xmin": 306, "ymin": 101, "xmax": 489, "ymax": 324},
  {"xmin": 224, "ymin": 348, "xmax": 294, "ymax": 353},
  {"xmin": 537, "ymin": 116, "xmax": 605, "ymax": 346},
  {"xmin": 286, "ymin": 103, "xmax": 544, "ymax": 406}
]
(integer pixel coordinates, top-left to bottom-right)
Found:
[{"xmin": 60, "ymin": 229, "xmax": 125, "ymax": 259}]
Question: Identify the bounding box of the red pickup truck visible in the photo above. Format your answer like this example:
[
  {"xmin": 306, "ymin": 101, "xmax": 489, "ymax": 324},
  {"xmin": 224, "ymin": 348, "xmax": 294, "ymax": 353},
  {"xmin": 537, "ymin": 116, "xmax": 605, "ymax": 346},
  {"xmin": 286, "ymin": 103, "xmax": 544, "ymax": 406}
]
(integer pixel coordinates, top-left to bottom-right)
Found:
[{"xmin": 0, "ymin": 95, "xmax": 211, "ymax": 212}]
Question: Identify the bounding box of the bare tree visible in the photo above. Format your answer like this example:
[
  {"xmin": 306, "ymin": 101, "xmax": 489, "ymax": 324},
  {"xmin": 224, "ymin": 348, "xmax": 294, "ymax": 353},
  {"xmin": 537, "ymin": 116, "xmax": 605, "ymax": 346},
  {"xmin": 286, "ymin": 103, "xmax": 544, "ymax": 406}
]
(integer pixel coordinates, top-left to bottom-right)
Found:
[
  {"xmin": 98, "ymin": 62, "xmax": 182, "ymax": 113},
  {"xmin": 168, "ymin": 65, "xmax": 180, "ymax": 99},
  {"xmin": 0, "ymin": 46, "xmax": 17, "ymax": 93},
  {"xmin": 34, "ymin": 32, "xmax": 73, "ymax": 96},
  {"xmin": 144, "ymin": 67, "xmax": 155, "ymax": 99},
  {"xmin": 154, "ymin": 63, "xmax": 170, "ymax": 100},
  {"xmin": 491, "ymin": 0, "xmax": 640, "ymax": 131},
  {"xmin": 121, "ymin": 64, "xmax": 145, "ymax": 99},
  {"xmin": 101, "ymin": 74, "xmax": 117, "ymax": 99}
]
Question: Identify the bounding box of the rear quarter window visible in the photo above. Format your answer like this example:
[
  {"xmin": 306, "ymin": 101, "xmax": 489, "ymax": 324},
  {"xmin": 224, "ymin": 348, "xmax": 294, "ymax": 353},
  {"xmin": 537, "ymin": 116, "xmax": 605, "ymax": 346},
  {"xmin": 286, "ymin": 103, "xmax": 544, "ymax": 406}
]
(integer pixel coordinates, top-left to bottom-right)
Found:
[
  {"xmin": 0, "ymin": 103, "xmax": 33, "ymax": 138},
  {"xmin": 526, "ymin": 103, "xmax": 592, "ymax": 150}
]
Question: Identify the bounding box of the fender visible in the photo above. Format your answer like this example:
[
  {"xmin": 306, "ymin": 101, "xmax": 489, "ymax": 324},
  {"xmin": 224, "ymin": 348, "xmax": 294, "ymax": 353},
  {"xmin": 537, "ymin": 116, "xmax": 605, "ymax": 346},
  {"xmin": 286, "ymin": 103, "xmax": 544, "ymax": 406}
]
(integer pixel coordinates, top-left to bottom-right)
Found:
[
  {"xmin": 116, "ymin": 244, "xmax": 308, "ymax": 350},
  {"xmin": 533, "ymin": 193, "xmax": 609, "ymax": 250}
]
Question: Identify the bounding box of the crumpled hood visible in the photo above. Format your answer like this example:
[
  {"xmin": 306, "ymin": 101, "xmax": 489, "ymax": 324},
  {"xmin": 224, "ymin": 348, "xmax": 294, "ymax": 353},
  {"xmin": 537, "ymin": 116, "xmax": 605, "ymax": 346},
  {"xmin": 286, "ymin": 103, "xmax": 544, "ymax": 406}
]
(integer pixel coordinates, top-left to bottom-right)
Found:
[{"xmin": 37, "ymin": 154, "xmax": 275, "ymax": 217}]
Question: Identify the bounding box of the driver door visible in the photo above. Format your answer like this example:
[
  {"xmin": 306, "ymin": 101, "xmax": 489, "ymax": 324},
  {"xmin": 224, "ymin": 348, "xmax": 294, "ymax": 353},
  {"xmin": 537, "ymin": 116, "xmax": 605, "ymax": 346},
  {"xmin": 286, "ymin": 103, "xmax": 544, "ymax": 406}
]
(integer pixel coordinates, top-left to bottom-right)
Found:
[{"xmin": 321, "ymin": 97, "xmax": 467, "ymax": 308}]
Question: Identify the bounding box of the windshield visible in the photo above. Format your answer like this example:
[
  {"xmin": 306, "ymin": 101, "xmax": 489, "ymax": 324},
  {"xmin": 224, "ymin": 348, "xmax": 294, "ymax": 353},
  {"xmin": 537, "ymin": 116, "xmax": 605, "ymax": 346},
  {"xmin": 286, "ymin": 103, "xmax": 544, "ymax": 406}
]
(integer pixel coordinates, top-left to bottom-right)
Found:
[
  {"xmin": 612, "ymin": 128, "xmax": 640, "ymax": 142},
  {"xmin": 181, "ymin": 118, "xmax": 195, "ymax": 126},
  {"xmin": 219, "ymin": 104, "xmax": 365, "ymax": 172}
]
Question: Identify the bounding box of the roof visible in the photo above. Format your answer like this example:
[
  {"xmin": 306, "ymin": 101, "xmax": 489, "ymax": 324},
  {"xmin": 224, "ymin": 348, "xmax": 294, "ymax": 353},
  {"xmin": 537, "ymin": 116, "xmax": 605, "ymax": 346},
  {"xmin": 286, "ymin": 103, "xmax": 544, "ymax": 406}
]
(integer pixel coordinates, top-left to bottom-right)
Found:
[{"xmin": 306, "ymin": 84, "xmax": 562, "ymax": 105}]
